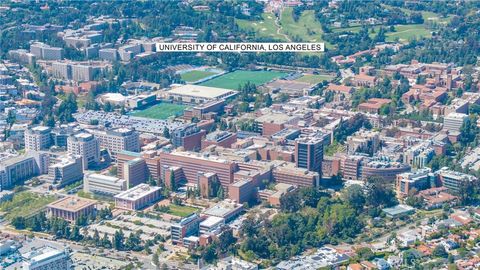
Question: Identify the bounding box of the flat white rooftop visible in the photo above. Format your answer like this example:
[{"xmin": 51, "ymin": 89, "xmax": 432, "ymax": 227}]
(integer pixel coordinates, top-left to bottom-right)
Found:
[
  {"xmin": 200, "ymin": 216, "xmax": 225, "ymax": 228},
  {"xmin": 168, "ymin": 84, "xmax": 237, "ymax": 99},
  {"xmin": 114, "ymin": 183, "xmax": 161, "ymax": 201}
]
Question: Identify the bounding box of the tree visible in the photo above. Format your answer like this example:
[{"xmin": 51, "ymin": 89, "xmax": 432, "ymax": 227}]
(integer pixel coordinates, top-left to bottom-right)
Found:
[
  {"xmin": 169, "ymin": 172, "xmax": 176, "ymax": 191},
  {"xmin": 163, "ymin": 127, "xmax": 170, "ymax": 139},
  {"xmin": 43, "ymin": 113, "xmax": 56, "ymax": 127},
  {"xmin": 356, "ymin": 247, "xmax": 375, "ymax": 260},
  {"xmin": 113, "ymin": 230, "xmax": 125, "ymax": 250},
  {"xmin": 342, "ymin": 184, "xmax": 366, "ymax": 212},
  {"xmin": 93, "ymin": 229, "xmax": 100, "ymax": 245},
  {"xmin": 433, "ymin": 245, "xmax": 448, "ymax": 258},
  {"xmin": 102, "ymin": 233, "xmax": 112, "ymax": 248},
  {"xmin": 103, "ymin": 102, "xmax": 113, "ymax": 112},
  {"xmin": 280, "ymin": 190, "xmax": 301, "ymax": 212},
  {"xmin": 403, "ymin": 249, "xmax": 419, "ymax": 266},
  {"xmin": 70, "ymin": 225, "xmax": 82, "ymax": 241},
  {"xmin": 57, "ymin": 93, "xmax": 78, "ymax": 123},
  {"xmin": 125, "ymin": 231, "xmax": 142, "ymax": 251},
  {"xmin": 299, "ymin": 187, "xmax": 328, "ymax": 208},
  {"xmin": 265, "ymin": 93, "xmax": 273, "ymax": 107},
  {"xmin": 365, "ymin": 176, "xmax": 398, "ymax": 208},
  {"xmin": 11, "ymin": 216, "xmax": 26, "ymax": 229}
]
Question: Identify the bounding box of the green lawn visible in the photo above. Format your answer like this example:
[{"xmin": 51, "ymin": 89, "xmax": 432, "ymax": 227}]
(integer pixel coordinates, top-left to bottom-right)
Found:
[
  {"xmin": 295, "ymin": 74, "xmax": 334, "ymax": 84},
  {"xmin": 236, "ymin": 13, "xmax": 286, "ymax": 41},
  {"xmin": 237, "ymin": 9, "xmax": 332, "ymax": 48},
  {"xmin": 385, "ymin": 24, "xmax": 431, "ymax": 42},
  {"xmin": 0, "ymin": 192, "xmax": 55, "ymax": 221},
  {"xmin": 280, "ymin": 8, "xmax": 325, "ymax": 43},
  {"xmin": 332, "ymin": 24, "xmax": 431, "ymax": 43},
  {"xmin": 166, "ymin": 204, "xmax": 199, "ymax": 218},
  {"xmin": 180, "ymin": 70, "xmax": 218, "ymax": 83},
  {"xmin": 199, "ymin": 70, "xmax": 288, "ymax": 90},
  {"xmin": 130, "ymin": 103, "xmax": 187, "ymax": 120}
]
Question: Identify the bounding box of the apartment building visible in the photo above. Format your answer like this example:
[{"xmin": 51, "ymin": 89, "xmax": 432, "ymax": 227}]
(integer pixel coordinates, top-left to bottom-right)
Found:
[
  {"xmin": 396, "ymin": 168, "xmax": 435, "ymax": 196},
  {"xmin": 437, "ymin": 168, "xmax": 477, "ymax": 194},
  {"xmin": 30, "ymin": 42, "xmax": 64, "ymax": 60},
  {"xmin": 116, "ymin": 150, "xmax": 161, "ymax": 182}
]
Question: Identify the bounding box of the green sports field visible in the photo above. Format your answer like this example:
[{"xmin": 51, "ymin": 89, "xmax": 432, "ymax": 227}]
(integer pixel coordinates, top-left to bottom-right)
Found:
[
  {"xmin": 180, "ymin": 70, "xmax": 218, "ymax": 83},
  {"xmin": 130, "ymin": 103, "xmax": 187, "ymax": 120},
  {"xmin": 199, "ymin": 70, "xmax": 288, "ymax": 90},
  {"xmin": 295, "ymin": 74, "xmax": 334, "ymax": 84}
]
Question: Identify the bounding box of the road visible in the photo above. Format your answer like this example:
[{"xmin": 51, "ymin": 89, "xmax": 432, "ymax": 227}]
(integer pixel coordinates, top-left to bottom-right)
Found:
[{"xmin": 274, "ymin": 11, "xmax": 292, "ymax": 42}]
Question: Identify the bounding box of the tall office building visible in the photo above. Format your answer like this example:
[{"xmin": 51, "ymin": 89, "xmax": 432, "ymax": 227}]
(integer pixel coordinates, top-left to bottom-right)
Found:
[
  {"xmin": 123, "ymin": 157, "xmax": 147, "ymax": 188},
  {"xmin": 24, "ymin": 126, "xmax": 52, "ymax": 151},
  {"xmin": 67, "ymin": 132, "xmax": 100, "ymax": 170},
  {"xmin": 90, "ymin": 128, "xmax": 140, "ymax": 160},
  {"xmin": 47, "ymin": 155, "xmax": 84, "ymax": 188},
  {"xmin": 172, "ymin": 123, "xmax": 206, "ymax": 151},
  {"xmin": 295, "ymin": 134, "xmax": 324, "ymax": 174}
]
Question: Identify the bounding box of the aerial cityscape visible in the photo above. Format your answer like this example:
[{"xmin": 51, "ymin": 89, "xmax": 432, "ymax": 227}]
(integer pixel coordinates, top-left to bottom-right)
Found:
[{"xmin": 0, "ymin": 0, "xmax": 480, "ymax": 269}]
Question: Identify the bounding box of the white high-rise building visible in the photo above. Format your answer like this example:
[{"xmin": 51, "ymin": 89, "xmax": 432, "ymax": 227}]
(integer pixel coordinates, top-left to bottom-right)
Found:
[
  {"xmin": 47, "ymin": 155, "xmax": 84, "ymax": 188},
  {"xmin": 24, "ymin": 126, "xmax": 52, "ymax": 151},
  {"xmin": 67, "ymin": 132, "xmax": 100, "ymax": 170}
]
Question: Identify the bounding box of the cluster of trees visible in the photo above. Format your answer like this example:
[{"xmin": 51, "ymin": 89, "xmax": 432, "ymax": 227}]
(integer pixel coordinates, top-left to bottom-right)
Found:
[
  {"xmin": 238, "ymin": 183, "xmax": 398, "ymax": 263},
  {"xmin": 333, "ymin": 114, "xmax": 372, "ymax": 142},
  {"xmin": 12, "ymin": 213, "xmax": 83, "ymax": 241},
  {"xmin": 459, "ymin": 115, "xmax": 479, "ymax": 147},
  {"xmin": 196, "ymin": 227, "xmax": 236, "ymax": 264},
  {"xmin": 12, "ymin": 208, "xmax": 112, "ymax": 232},
  {"xmin": 215, "ymin": 1, "xmax": 264, "ymax": 20}
]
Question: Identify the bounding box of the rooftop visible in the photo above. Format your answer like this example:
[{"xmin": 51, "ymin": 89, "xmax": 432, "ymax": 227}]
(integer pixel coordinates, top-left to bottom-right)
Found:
[
  {"xmin": 382, "ymin": 204, "xmax": 415, "ymax": 217},
  {"xmin": 168, "ymin": 84, "xmax": 237, "ymax": 99},
  {"xmin": 199, "ymin": 216, "xmax": 225, "ymax": 228},
  {"xmin": 114, "ymin": 183, "xmax": 161, "ymax": 201},
  {"xmin": 203, "ymin": 199, "xmax": 243, "ymax": 218},
  {"xmin": 48, "ymin": 196, "xmax": 96, "ymax": 212}
]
